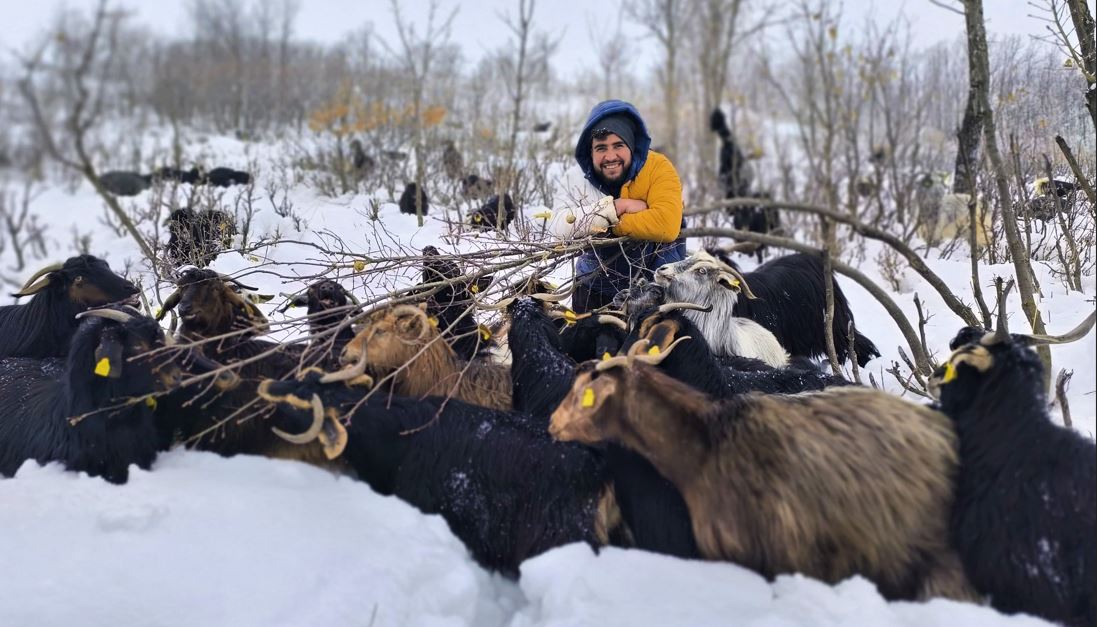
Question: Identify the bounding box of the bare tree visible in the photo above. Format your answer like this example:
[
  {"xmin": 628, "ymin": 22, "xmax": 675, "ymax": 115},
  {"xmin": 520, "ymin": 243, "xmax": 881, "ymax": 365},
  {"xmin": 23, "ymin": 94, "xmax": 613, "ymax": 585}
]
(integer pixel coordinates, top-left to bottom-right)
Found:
[
  {"xmin": 627, "ymin": 0, "xmax": 693, "ymax": 161},
  {"xmin": 589, "ymin": 14, "xmax": 631, "ymax": 100}
]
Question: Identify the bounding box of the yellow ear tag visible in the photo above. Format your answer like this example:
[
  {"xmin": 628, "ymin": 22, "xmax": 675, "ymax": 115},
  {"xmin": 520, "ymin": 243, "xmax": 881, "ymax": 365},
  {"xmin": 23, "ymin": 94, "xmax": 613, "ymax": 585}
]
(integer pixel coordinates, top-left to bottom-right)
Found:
[
  {"xmin": 428, "ymin": 316, "xmax": 439, "ymax": 328},
  {"xmin": 94, "ymin": 357, "xmax": 112, "ymax": 377},
  {"xmin": 153, "ymin": 307, "xmax": 162, "ymax": 318},
  {"xmin": 731, "ymin": 278, "xmax": 740, "ymax": 287},
  {"xmin": 353, "ymin": 260, "xmax": 366, "ymax": 272},
  {"xmin": 145, "ymin": 396, "xmax": 158, "ymax": 410},
  {"xmin": 582, "ymin": 388, "xmax": 595, "ymax": 408},
  {"xmin": 532, "ymin": 211, "xmax": 553, "ymax": 220},
  {"xmin": 648, "ymin": 345, "xmax": 661, "ymax": 356},
  {"xmin": 479, "ymin": 325, "xmax": 492, "ymax": 341},
  {"xmin": 470, "ymin": 284, "xmax": 479, "ymax": 294},
  {"xmin": 563, "ymin": 309, "xmax": 578, "ymax": 325},
  {"xmin": 942, "ymin": 362, "xmax": 957, "ymax": 384},
  {"xmin": 473, "ymin": 214, "xmax": 482, "ymax": 223},
  {"xmin": 288, "ymin": 302, "xmax": 296, "ymax": 309},
  {"xmin": 602, "ymin": 352, "xmax": 611, "ymax": 361}
]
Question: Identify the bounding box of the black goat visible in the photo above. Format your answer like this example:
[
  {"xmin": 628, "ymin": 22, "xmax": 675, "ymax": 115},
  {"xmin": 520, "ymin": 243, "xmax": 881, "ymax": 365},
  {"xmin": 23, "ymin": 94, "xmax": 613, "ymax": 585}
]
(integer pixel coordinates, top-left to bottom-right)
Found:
[
  {"xmin": 257, "ymin": 372, "xmax": 621, "ymax": 579},
  {"xmin": 166, "ymin": 208, "xmax": 237, "ymax": 267},
  {"xmin": 931, "ymin": 307, "xmax": 1096, "ymax": 627},
  {"xmin": 205, "ymin": 167, "xmax": 251, "ymax": 187},
  {"xmin": 460, "ymin": 174, "xmax": 494, "ymax": 202},
  {"xmin": 0, "ymin": 307, "xmax": 180, "ymax": 483},
  {"xmin": 441, "ymin": 140, "xmax": 463, "ymax": 180},
  {"xmin": 98, "ymin": 171, "xmax": 151, "ymax": 196},
  {"xmin": 349, "ymin": 139, "xmax": 376, "ymax": 176},
  {"xmin": 416, "ymin": 246, "xmax": 494, "ymax": 361},
  {"xmin": 282, "ymin": 279, "xmax": 360, "ymax": 368},
  {"xmin": 556, "ymin": 311, "xmax": 628, "ymax": 363},
  {"xmin": 710, "ymin": 108, "xmax": 753, "ymax": 199},
  {"xmin": 399, "ymin": 182, "xmax": 429, "ymax": 216},
  {"xmin": 505, "ymin": 296, "xmax": 698, "ymax": 559},
  {"xmin": 468, "ymin": 194, "xmax": 516, "ymax": 230},
  {"xmin": 661, "ymin": 250, "xmax": 880, "ymax": 366},
  {"xmin": 3, "ymin": 256, "xmax": 139, "ymax": 358}
]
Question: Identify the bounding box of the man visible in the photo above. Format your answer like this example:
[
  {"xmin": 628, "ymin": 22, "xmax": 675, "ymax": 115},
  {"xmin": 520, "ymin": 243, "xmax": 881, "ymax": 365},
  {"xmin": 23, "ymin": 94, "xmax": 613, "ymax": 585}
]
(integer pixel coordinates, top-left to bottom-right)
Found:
[{"xmin": 548, "ymin": 100, "xmax": 686, "ymax": 312}]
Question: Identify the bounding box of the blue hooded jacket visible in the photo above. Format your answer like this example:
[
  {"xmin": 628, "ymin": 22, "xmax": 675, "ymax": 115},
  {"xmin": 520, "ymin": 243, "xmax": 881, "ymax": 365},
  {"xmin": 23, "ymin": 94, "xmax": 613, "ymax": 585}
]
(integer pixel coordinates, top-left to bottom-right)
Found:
[{"xmin": 573, "ymin": 100, "xmax": 686, "ymax": 296}]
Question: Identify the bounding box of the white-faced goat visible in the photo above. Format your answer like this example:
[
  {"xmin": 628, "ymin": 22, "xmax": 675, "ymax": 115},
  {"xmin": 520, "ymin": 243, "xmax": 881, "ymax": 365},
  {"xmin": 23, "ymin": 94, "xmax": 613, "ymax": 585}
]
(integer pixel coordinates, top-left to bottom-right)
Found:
[
  {"xmin": 653, "ymin": 251, "xmax": 789, "ymax": 367},
  {"xmin": 2, "ymin": 256, "xmax": 139, "ymax": 358},
  {"xmin": 930, "ymin": 302, "xmax": 1095, "ymax": 627},
  {"xmin": 658, "ymin": 250, "xmax": 879, "ymax": 366},
  {"xmin": 550, "ymin": 345, "xmax": 976, "ymax": 602}
]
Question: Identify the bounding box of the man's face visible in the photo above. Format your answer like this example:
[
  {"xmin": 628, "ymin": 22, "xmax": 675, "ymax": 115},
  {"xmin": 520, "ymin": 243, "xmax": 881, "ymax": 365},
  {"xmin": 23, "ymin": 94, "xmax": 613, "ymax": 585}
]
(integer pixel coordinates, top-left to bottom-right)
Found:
[{"xmin": 592, "ymin": 132, "xmax": 632, "ymax": 185}]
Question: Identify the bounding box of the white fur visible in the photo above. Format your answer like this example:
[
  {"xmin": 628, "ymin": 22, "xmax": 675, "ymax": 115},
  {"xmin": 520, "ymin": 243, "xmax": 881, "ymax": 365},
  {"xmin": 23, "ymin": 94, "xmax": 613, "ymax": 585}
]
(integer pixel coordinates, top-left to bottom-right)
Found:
[{"xmin": 656, "ymin": 251, "xmax": 790, "ymax": 367}]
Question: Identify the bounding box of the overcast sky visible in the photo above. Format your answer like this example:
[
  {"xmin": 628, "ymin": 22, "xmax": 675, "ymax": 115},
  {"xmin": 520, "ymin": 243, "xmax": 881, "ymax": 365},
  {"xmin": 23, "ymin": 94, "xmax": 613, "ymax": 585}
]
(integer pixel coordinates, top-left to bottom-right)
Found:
[{"xmin": 2, "ymin": 0, "xmax": 1091, "ymax": 74}]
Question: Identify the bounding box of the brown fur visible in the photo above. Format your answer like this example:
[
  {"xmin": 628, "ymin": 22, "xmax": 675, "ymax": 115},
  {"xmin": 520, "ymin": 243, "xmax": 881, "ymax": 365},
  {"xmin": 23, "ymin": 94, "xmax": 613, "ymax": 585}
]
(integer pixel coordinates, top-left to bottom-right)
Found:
[
  {"xmin": 343, "ymin": 305, "xmax": 512, "ymax": 409},
  {"xmin": 551, "ymin": 362, "xmax": 976, "ymax": 602}
]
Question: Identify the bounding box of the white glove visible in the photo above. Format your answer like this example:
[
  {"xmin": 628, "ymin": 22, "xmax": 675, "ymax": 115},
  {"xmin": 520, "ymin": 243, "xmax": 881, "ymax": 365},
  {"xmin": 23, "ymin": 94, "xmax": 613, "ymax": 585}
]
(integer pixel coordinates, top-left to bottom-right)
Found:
[{"xmin": 593, "ymin": 195, "xmax": 620, "ymax": 227}]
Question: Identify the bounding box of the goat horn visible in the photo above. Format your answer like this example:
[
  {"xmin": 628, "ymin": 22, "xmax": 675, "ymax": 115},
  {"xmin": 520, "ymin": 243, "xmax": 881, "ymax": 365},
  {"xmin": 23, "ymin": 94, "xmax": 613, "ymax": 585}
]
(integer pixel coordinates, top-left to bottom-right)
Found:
[
  {"xmin": 217, "ymin": 272, "xmax": 258, "ymax": 292},
  {"xmin": 343, "ymin": 289, "xmax": 361, "ymax": 307},
  {"xmin": 657, "ymin": 301, "xmax": 714, "ymax": 314},
  {"xmin": 75, "ymin": 308, "xmax": 135, "ymax": 324},
  {"xmin": 595, "ymin": 354, "xmax": 630, "ymax": 371},
  {"xmin": 629, "ymin": 336, "xmax": 692, "ymax": 366},
  {"xmin": 18, "ymin": 262, "xmax": 63, "ymax": 291},
  {"xmin": 1014, "ymin": 311, "xmax": 1096, "ymax": 347},
  {"xmin": 318, "ymin": 412, "xmax": 349, "ymax": 459},
  {"xmin": 271, "ymin": 394, "xmax": 326, "ymax": 445},
  {"xmin": 157, "ymin": 289, "xmax": 183, "ymax": 321},
  {"xmin": 724, "ymin": 266, "xmax": 757, "ymax": 300},
  {"xmin": 596, "ymin": 315, "xmax": 628, "ymax": 330},
  {"xmin": 389, "ymin": 304, "xmax": 432, "ymax": 339},
  {"xmin": 319, "ymin": 348, "xmax": 370, "ymax": 384},
  {"xmin": 478, "ymin": 296, "xmax": 516, "ymax": 312},
  {"xmin": 531, "ymin": 282, "xmax": 576, "ymax": 303}
]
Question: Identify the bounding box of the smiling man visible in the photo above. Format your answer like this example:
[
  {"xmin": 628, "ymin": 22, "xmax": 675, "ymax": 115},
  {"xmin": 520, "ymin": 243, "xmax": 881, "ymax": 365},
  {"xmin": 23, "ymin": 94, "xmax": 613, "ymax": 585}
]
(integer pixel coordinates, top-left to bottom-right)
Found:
[{"xmin": 548, "ymin": 100, "xmax": 686, "ymax": 313}]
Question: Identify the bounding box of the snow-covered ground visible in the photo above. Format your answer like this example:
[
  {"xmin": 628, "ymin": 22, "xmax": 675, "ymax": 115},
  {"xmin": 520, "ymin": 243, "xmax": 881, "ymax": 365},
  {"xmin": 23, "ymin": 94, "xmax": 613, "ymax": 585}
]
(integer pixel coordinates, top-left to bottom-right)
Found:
[{"xmin": 1, "ymin": 129, "xmax": 1091, "ymax": 626}]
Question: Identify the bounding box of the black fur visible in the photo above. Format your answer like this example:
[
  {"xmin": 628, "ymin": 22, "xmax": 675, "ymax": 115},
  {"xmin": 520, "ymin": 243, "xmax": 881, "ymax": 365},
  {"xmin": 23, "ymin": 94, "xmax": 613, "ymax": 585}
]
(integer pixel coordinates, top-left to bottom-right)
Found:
[
  {"xmin": 416, "ymin": 246, "xmax": 493, "ymax": 361},
  {"xmin": 98, "ymin": 171, "xmax": 151, "ymax": 196},
  {"xmin": 261, "ymin": 372, "xmax": 613, "ymax": 579},
  {"xmin": 286, "ymin": 280, "xmax": 358, "ymax": 368},
  {"xmin": 557, "ymin": 315, "xmax": 627, "ymax": 363},
  {"xmin": 205, "ymin": 167, "xmax": 251, "ymax": 187},
  {"xmin": 0, "ymin": 308, "xmax": 172, "ymax": 483},
  {"xmin": 712, "ymin": 251, "xmax": 880, "ymax": 367},
  {"xmin": 399, "ymin": 182, "xmax": 429, "ymax": 216},
  {"xmin": 166, "ymin": 208, "xmax": 237, "ymax": 267},
  {"xmin": 935, "ymin": 334, "xmax": 1096, "ymax": 627},
  {"xmin": 468, "ymin": 194, "xmax": 516, "ymax": 230},
  {"xmin": 2, "ymin": 255, "xmax": 138, "ymax": 358}
]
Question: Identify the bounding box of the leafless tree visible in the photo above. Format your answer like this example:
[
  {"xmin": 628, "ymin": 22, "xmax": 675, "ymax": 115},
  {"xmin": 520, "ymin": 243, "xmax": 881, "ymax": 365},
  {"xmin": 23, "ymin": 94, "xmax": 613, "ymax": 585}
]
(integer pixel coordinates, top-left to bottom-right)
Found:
[{"xmin": 627, "ymin": 0, "xmax": 693, "ymax": 161}]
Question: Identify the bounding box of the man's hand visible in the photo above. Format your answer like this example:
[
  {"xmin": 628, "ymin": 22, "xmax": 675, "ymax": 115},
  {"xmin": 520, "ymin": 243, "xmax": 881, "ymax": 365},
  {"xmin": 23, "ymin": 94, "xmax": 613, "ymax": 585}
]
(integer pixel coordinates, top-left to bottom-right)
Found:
[{"xmin": 614, "ymin": 198, "xmax": 648, "ymax": 217}]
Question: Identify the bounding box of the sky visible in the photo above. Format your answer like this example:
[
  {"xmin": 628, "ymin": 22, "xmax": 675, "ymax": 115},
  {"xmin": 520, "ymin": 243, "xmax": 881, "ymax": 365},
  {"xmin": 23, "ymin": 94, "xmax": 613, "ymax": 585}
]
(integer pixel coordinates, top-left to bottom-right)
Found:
[{"xmin": 2, "ymin": 0, "xmax": 1091, "ymax": 75}]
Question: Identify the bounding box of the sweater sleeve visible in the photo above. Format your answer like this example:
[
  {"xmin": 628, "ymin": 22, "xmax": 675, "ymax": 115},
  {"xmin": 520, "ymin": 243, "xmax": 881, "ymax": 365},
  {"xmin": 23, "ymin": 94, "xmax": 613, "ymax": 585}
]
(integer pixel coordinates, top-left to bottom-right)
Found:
[
  {"xmin": 547, "ymin": 166, "xmax": 619, "ymax": 239},
  {"xmin": 613, "ymin": 156, "xmax": 683, "ymax": 243}
]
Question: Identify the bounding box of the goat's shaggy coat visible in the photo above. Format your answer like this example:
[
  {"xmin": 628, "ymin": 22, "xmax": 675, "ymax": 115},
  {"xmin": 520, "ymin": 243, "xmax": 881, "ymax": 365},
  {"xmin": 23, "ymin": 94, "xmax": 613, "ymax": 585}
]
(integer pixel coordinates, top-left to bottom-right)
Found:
[
  {"xmin": 416, "ymin": 246, "xmax": 494, "ymax": 361},
  {"xmin": 258, "ymin": 374, "xmax": 620, "ymax": 578},
  {"xmin": 399, "ymin": 182, "xmax": 429, "ymax": 216},
  {"xmin": 934, "ymin": 331, "xmax": 1096, "ymax": 627},
  {"xmin": 551, "ymin": 361, "xmax": 973, "ymax": 601},
  {"xmin": 1, "ymin": 255, "xmax": 138, "ymax": 358},
  {"xmin": 0, "ymin": 309, "xmax": 174, "ymax": 483}
]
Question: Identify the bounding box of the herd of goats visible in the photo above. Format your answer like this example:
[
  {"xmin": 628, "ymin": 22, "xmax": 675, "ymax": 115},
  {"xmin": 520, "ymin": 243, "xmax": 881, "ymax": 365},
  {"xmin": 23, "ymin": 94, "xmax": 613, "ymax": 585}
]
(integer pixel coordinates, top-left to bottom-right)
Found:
[{"xmin": 0, "ymin": 234, "xmax": 1094, "ymax": 626}]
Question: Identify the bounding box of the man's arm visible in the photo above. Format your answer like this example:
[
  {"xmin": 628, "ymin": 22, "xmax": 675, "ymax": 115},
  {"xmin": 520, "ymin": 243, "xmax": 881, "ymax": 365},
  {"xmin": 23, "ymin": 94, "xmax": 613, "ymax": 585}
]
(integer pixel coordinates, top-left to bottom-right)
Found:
[
  {"xmin": 546, "ymin": 166, "xmax": 620, "ymax": 239},
  {"xmin": 613, "ymin": 154, "xmax": 683, "ymax": 243}
]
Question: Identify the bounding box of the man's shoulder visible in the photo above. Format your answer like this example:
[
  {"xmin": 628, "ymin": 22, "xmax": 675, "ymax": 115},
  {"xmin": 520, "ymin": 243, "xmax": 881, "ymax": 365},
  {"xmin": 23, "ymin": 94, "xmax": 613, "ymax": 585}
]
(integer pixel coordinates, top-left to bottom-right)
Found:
[{"xmin": 642, "ymin": 150, "xmax": 677, "ymax": 172}]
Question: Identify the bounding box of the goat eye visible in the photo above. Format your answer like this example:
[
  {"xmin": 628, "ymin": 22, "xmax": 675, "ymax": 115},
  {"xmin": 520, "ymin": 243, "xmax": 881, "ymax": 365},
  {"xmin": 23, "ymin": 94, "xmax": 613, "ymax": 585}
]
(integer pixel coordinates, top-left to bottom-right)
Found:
[{"xmin": 697, "ymin": 267, "xmax": 708, "ymax": 275}]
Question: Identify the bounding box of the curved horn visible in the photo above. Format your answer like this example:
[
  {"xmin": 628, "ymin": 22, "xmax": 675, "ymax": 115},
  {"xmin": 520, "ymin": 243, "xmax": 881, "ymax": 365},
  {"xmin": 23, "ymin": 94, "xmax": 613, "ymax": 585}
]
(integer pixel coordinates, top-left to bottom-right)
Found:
[
  {"xmin": 1015, "ymin": 311, "xmax": 1097, "ymax": 347},
  {"xmin": 657, "ymin": 301, "xmax": 714, "ymax": 314},
  {"xmin": 218, "ymin": 273, "xmax": 258, "ymax": 292},
  {"xmin": 343, "ymin": 288, "xmax": 361, "ymax": 307},
  {"xmin": 157, "ymin": 289, "xmax": 183, "ymax": 321},
  {"xmin": 18, "ymin": 262, "xmax": 63, "ymax": 291},
  {"xmin": 389, "ymin": 304, "xmax": 432, "ymax": 339},
  {"xmin": 531, "ymin": 282, "xmax": 576, "ymax": 303},
  {"xmin": 319, "ymin": 348, "xmax": 370, "ymax": 384},
  {"xmin": 596, "ymin": 315, "xmax": 628, "ymax": 330},
  {"xmin": 628, "ymin": 336, "xmax": 692, "ymax": 366},
  {"xmin": 722, "ymin": 266, "xmax": 757, "ymax": 300},
  {"xmin": 75, "ymin": 308, "xmax": 135, "ymax": 324},
  {"xmin": 595, "ymin": 354, "xmax": 630, "ymax": 371},
  {"xmin": 271, "ymin": 394, "xmax": 326, "ymax": 445},
  {"xmin": 478, "ymin": 296, "xmax": 516, "ymax": 312}
]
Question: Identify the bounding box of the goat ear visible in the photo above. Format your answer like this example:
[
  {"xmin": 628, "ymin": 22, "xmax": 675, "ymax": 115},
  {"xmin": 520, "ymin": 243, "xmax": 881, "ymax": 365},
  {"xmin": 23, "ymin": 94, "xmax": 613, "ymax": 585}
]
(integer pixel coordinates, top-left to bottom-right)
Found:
[
  {"xmin": 289, "ymin": 294, "xmax": 309, "ymax": 308},
  {"xmin": 644, "ymin": 320, "xmax": 682, "ymax": 352},
  {"xmin": 93, "ymin": 330, "xmax": 125, "ymax": 379},
  {"xmin": 717, "ymin": 272, "xmax": 742, "ymax": 293},
  {"xmin": 473, "ymin": 275, "xmax": 494, "ymax": 294}
]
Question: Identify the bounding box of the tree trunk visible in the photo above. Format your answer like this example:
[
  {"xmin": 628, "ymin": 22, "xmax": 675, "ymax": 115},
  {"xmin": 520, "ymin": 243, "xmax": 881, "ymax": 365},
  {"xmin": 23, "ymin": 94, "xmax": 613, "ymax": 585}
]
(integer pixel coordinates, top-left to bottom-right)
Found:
[{"xmin": 1065, "ymin": 0, "xmax": 1096, "ymax": 127}]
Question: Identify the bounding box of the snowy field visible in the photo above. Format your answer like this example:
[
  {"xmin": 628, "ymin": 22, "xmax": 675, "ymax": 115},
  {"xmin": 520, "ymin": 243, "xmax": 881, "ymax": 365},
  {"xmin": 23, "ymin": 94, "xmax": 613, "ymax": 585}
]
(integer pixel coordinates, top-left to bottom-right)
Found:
[{"xmin": 1, "ymin": 130, "xmax": 1091, "ymax": 626}]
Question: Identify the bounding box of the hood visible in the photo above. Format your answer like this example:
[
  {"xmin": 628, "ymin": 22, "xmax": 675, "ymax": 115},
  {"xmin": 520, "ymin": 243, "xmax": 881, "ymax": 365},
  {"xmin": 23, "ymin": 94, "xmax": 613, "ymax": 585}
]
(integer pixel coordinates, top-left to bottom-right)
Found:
[{"xmin": 574, "ymin": 100, "xmax": 652, "ymax": 195}]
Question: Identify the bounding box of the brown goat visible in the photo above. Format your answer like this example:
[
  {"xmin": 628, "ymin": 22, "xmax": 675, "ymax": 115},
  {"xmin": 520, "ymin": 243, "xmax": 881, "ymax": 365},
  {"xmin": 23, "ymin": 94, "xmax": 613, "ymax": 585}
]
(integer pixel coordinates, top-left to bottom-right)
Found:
[
  {"xmin": 341, "ymin": 303, "xmax": 512, "ymax": 409},
  {"xmin": 549, "ymin": 346, "xmax": 975, "ymax": 602}
]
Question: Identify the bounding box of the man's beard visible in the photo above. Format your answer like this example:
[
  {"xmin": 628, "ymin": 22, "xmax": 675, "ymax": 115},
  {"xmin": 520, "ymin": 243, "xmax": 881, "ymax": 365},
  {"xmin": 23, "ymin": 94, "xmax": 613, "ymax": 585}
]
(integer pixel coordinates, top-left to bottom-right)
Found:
[{"xmin": 595, "ymin": 161, "xmax": 629, "ymax": 186}]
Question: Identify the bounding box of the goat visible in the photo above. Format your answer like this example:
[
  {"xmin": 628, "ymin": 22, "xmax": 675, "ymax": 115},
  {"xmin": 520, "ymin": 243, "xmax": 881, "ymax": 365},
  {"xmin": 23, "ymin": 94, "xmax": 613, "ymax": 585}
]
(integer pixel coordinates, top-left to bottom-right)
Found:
[
  {"xmin": 281, "ymin": 279, "xmax": 360, "ymax": 368},
  {"xmin": 256, "ymin": 371, "xmax": 622, "ymax": 579},
  {"xmin": 205, "ymin": 167, "xmax": 251, "ymax": 187},
  {"xmin": 0, "ymin": 306, "xmax": 227, "ymax": 484},
  {"xmin": 460, "ymin": 174, "xmax": 494, "ymax": 202},
  {"xmin": 557, "ymin": 311, "xmax": 628, "ymax": 363},
  {"xmin": 653, "ymin": 251, "xmax": 789, "ymax": 366},
  {"xmin": 416, "ymin": 245, "xmax": 494, "ymax": 361},
  {"xmin": 929, "ymin": 299, "xmax": 1096, "ymax": 627},
  {"xmin": 468, "ymin": 194, "xmax": 517, "ymax": 230},
  {"xmin": 3, "ymin": 256, "xmax": 139, "ymax": 358},
  {"xmin": 399, "ymin": 182, "xmax": 429, "ymax": 216},
  {"xmin": 348, "ymin": 139, "xmax": 376, "ymax": 176},
  {"xmin": 551, "ymin": 346, "xmax": 977, "ymax": 601},
  {"xmin": 620, "ymin": 283, "xmax": 851, "ymax": 398},
  {"xmin": 660, "ymin": 250, "xmax": 880, "ymax": 366},
  {"xmin": 166, "ymin": 208, "xmax": 237, "ymax": 267},
  {"xmin": 505, "ymin": 296, "xmax": 697, "ymax": 558},
  {"xmin": 709, "ymin": 108, "xmax": 753, "ymax": 199},
  {"xmin": 97, "ymin": 171, "xmax": 151, "ymax": 196},
  {"xmin": 154, "ymin": 268, "xmax": 352, "ymax": 464},
  {"xmin": 339, "ymin": 303, "xmax": 512, "ymax": 410}
]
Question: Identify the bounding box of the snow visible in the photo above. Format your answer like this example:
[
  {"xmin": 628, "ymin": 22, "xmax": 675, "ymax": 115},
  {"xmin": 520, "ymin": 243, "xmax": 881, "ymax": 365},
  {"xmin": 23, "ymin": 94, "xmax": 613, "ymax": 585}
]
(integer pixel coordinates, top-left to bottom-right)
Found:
[{"xmin": 1, "ymin": 127, "xmax": 1088, "ymax": 626}]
